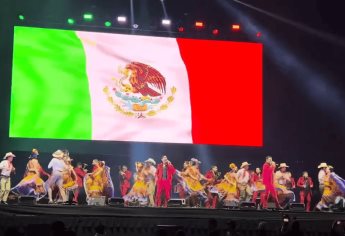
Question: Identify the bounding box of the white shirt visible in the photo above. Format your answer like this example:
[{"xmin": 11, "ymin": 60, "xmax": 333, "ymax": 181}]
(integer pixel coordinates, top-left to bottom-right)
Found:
[
  {"xmin": 237, "ymin": 168, "xmax": 250, "ymax": 184},
  {"xmin": 318, "ymin": 169, "xmax": 326, "ymax": 184},
  {"xmin": 0, "ymin": 160, "xmax": 14, "ymax": 176},
  {"xmin": 48, "ymin": 158, "xmax": 66, "ymax": 172}
]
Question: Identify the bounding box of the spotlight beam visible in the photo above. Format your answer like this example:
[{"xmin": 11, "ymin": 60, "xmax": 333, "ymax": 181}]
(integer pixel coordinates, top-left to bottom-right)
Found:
[{"xmin": 232, "ymin": 0, "xmax": 345, "ymax": 48}]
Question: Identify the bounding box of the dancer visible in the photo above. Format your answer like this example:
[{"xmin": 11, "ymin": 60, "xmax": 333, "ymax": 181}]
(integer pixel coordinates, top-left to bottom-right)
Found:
[
  {"xmin": 155, "ymin": 155, "xmax": 176, "ymax": 207},
  {"xmin": 47, "ymin": 150, "xmax": 67, "ymax": 204},
  {"xmin": 123, "ymin": 162, "xmax": 148, "ymax": 206},
  {"xmin": 119, "ymin": 165, "xmax": 132, "ymax": 197},
  {"xmin": 143, "ymin": 158, "xmax": 156, "ymax": 207},
  {"xmin": 237, "ymin": 162, "xmax": 252, "ymax": 202},
  {"xmin": 73, "ymin": 162, "xmax": 87, "ymax": 203},
  {"xmin": 318, "ymin": 162, "xmax": 328, "ymax": 194},
  {"xmin": 316, "ymin": 166, "xmax": 345, "ymax": 210},
  {"xmin": 0, "ymin": 152, "xmax": 16, "ymax": 204},
  {"xmin": 216, "ymin": 163, "xmax": 239, "ymax": 204},
  {"xmin": 62, "ymin": 156, "xmax": 78, "ymax": 202},
  {"xmin": 251, "ymin": 168, "xmax": 265, "ymax": 204},
  {"xmin": 262, "ymin": 156, "xmax": 281, "ymax": 209},
  {"xmin": 175, "ymin": 161, "xmax": 191, "ymax": 199},
  {"xmin": 182, "ymin": 158, "xmax": 208, "ymax": 207},
  {"xmin": 297, "ymin": 171, "xmax": 314, "ymax": 211},
  {"xmin": 275, "ymin": 163, "xmax": 295, "ymax": 207},
  {"xmin": 12, "ymin": 149, "xmax": 48, "ymax": 200},
  {"xmin": 205, "ymin": 165, "xmax": 221, "ymax": 208}
]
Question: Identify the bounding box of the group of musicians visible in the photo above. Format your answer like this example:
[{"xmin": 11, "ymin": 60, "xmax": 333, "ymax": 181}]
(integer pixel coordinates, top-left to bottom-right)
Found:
[{"xmin": 1, "ymin": 150, "xmax": 345, "ymax": 211}]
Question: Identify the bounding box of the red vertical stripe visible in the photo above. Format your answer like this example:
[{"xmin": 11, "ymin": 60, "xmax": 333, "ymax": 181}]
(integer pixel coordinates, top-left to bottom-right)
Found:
[{"xmin": 177, "ymin": 38, "xmax": 263, "ymax": 146}]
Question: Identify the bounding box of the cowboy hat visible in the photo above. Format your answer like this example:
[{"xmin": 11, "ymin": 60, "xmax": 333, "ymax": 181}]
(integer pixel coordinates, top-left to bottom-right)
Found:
[
  {"xmin": 52, "ymin": 150, "xmax": 64, "ymax": 159},
  {"xmin": 3, "ymin": 152, "xmax": 15, "ymax": 160},
  {"xmin": 240, "ymin": 162, "xmax": 251, "ymax": 168},
  {"xmin": 318, "ymin": 162, "xmax": 328, "ymax": 169},
  {"xmin": 145, "ymin": 158, "xmax": 156, "ymax": 165},
  {"xmin": 190, "ymin": 158, "xmax": 201, "ymax": 164},
  {"xmin": 278, "ymin": 163, "xmax": 289, "ymax": 169}
]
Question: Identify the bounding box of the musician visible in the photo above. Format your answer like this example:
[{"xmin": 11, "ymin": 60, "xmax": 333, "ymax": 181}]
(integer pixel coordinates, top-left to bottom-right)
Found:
[
  {"xmin": 275, "ymin": 163, "xmax": 295, "ymax": 206},
  {"xmin": 155, "ymin": 155, "xmax": 176, "ymax": 207},
  {"xmin": 205, "ymin": 166, "xmax": 221, "ymax": 208},
  {"xmin": 318, "ymin": 162, "xmax": 328, "ymax": 194},
  {"xmin": 143, "ymin": 158, "xmax": 157, "ymax": 207},
  {"xmin": 262, "ymin": 157, "xmax": 281, "ymax": 209},
  {"xmin": 73, "ymin": 162, "xmax": 88, "ymax": 203},
  {"xmin": 237, "ymin": 162, "xmax": 252, "ymax": 202},
  {"xmin": 119, "ymin": 165, "xmax": 132, "ymax": 197},
  {"xmin": 297, "ymin": 171, "xmax": 314, "ymax": 211},
  {"xmin": 0, "ymin": 152, "xmax": 16, "ymax": 204}
]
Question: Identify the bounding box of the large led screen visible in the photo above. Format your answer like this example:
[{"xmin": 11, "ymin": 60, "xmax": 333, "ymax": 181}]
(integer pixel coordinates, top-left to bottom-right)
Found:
[{"xmin": 10, "ymin": 26, "xmax": 263, "ymax": 146}]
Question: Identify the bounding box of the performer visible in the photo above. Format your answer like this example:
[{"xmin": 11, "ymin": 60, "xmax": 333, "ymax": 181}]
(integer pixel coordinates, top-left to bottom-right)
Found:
[
  {"xmin": 251, "ymin": 168, "xmax": 265, "ymax": 204},
  {"xmin": 84, "ymin": 159, "xmax": 114, "ymax": 199},
  {"xmin": 316, "ymin": 167, "xmax": 345, "ymax": 210},
  {"xmin": 24, "ymin": 149, "xmax": 50, "ymax": 178},
  {"xmin": 119, "ymin": 165, "xmax": 132, "ymax": 197},
  {"xmin": 297, "ymin": 171, "xmax": 314, "ymax": 211},
  {"xmin": 11, "ymin": 149, "xmax": 48, "ymax": 200},
  {"xmin": 155, "ymin": 155, "xmax": 176, "ymax": 207},
  {"xmin": 205, "ymin": 165, "xmax": 221, "ymax": 208},
  {"xmin": 47, "ymin": 150, "xmax": 68, "ymax": 203},
  {"xmin": 275, "ymin": 163, "xmax": 295, "ymax": 207},
  {"xmin": 262, "ymin": 156, "xmax": 281, "ymax": 209},
  {"xmin": 216, "ymin": 163, "xmax": 239, "ymax": 204},
  {"xmin": 0, "ymin": 152, "xmax": 16, "ymax": 204},
  {"xmin": 123, "ymin": 162, "xmax": 148, "ymax": 206},
  {"xmin": 62, "ymin": 156, "xmax": 78, "ymax": 202},
  {"xmin": 175, "ymin": 161, "xmax": 190, "ymax": 199},
  {"xmin": 237, "ymin": 162, "xmax": 252, "ymax": 202},
  {"xmin": 73, "ymin": 162, "xmax": 87, "ymax": 203},
  {"xmin": 181, "ymin": 158, "xmax": 208, "ymax": 207},
  {"xmin": 143, "ymin": 158, "xmax": 156, "ymax": 207},
  {"xmin": 318, "ymin": 162, "xmax": 328, "ymax": 194}
]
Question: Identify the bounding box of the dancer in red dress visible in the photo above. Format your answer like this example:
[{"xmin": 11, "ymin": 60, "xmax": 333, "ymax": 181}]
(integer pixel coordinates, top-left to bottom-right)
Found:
[{"xmin": 119, "ymin": 165, "xmax": 132, "ymax": 197}]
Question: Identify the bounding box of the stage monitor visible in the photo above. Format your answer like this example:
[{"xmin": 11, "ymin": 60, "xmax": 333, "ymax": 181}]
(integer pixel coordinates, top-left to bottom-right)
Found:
[{"xmin": 10, "ymin": 26, "xmax": 263, "ymax": 146}]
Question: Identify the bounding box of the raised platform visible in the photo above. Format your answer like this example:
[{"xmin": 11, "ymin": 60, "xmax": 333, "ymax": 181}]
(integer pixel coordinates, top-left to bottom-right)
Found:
[{"xmin": 1, "ymin": 204, "xmax": 345, "ymax": 236}]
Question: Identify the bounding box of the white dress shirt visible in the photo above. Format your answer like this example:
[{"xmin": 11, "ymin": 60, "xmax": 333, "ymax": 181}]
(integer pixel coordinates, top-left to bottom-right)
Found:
[
  {"xmin": 0, "ymin": 160, "xmax": 14, "ymax": 176},
  {"xmin": 48, "ymin": 158, "xmax": 66, "ymax": 172},
  {"xmin": 318, "ymin": 169, "xmax": 325, "ymax": 184},
  {"xmin": 237, "ymin": 168, "xmax": 250, "ymax": 184}
]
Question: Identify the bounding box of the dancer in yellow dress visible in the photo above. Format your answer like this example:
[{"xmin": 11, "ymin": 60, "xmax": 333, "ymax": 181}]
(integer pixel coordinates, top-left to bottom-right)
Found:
[
  {"xmin": 216, "ymin": 163, "xmax": 239, "ymax": 202},
  {"xmin": 12, "ymin": 149, "xmax": 49, "ymax": 200},
  {"xmin": 62, "ymin": 156, "xmax": 78, "ymax": 202},
  {"xmin": 85, "ymin": 159, "xmax": 105, "ymax": 198},
  {"xmin": 123, "ymin": 162, "xmax": 148, "ymax": 205}
]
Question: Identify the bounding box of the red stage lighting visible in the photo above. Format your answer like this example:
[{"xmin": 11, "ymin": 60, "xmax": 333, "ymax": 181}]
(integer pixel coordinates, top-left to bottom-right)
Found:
[
  {"xmin": 178, "ymin": 26, "xmax": 184, "ymax": 32},
  {"xmin": 256, "ymin": 32, "xmax": 262, "ymax": 38},
  {"xmin": 212, "ymin": 29, "xmax": 219, "ymax": 35},
  {"xmin": 231, "ymin": 24, "xmax": 241, "ymax": 31},
  {"xmin": 195, "ymin": 21, "xmax": 204, "ymax": 28}
]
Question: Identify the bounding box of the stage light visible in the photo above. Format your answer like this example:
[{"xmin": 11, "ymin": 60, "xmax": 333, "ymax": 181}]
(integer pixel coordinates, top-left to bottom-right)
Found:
[
  {"xmin": 231, "ymin": 24, "xmax": 241, "ymax": 31},
  {"xmin": 162, "ymin": 19, "xmax": 171, "ymax": 26},
  {"xmin": 195, "ymin": 21, "xmax": 204, "ymax": 28},
  {"xmin": 256, "ymin": 32, "xmax": 262, "ymax": 38},
  {"xmin": 104, "ymin": 21, "xmax": 112, "ymax": 27},
  {"xmin": 212, "ymin": 29, "xmax": 219, "ymax": 35},
  {"xmin": 18, "ymin": 14, "xmax": 25, "ymax": 21},
  {"xmin": 117, "ymin": 16, "xmax": 127, "ymax": 23},
  {"xmin": 83, "ymin": 13, "xmax": 94, "ymax": 21},
  {"xmin": 178, "ymin": 26, "xmax": 184, "ymax": 32},
  {"xmin": 133, "ymin": 24, "xmax": 139, "ymax": 29},
  {"xmin": 67, "ymin": 18, "xmax": 75, "ymax": 25}
]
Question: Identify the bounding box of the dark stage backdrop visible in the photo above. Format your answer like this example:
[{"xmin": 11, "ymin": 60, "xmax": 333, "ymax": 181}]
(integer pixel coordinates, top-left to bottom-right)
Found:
[{"xmin": 1, "ymin": 0, "xmax": 345, "ymax": 205}]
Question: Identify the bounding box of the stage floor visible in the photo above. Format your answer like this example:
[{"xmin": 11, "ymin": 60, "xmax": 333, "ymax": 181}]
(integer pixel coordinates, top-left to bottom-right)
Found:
[{"xmin": 1, "ymin": 204, "xmax": 345, "ymax": 235}]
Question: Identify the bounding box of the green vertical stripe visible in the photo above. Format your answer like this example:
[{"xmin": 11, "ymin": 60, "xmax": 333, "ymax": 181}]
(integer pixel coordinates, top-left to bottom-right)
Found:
[{"xmin": 10, "ymin": 26, "xmax": 92, "ymax": 139}]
